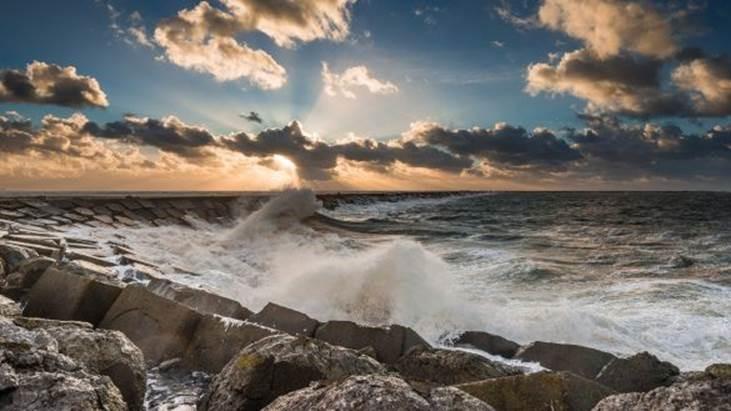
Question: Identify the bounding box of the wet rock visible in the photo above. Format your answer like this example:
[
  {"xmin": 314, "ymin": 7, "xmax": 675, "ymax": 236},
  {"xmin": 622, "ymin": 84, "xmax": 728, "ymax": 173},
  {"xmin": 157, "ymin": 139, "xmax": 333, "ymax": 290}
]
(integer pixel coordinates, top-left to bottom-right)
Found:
[
  {"xmin": 394, "ymin": 346, "xmax": 522, "ymax": 386},
  {"xmin": 456, "ymin": 371, "xmax": 615, "ymax": 411},
  {"xmin": 248, "ymin": 302, "xmax": 320, "ymax": 336},
  {"xmin": 264, "ymin": 374, "xmax": 494, "ymax": 411},
  {"xmin": 14, "ymin": 317, "xmax": 147, "ymax": 410},
  {"xmin": 145, "ymin": 364, "xmax": 211, "ymax": 410},
  {"xmin": 456, "ymin": 330, "xmax": 521, "ymax": 358},
  {"xmin": 12, "ymin": 256, "xmax": 55, "ymax": 289},
  {"xmin": 24, "ymin": 267, "xmax": 123, "ymax": 326},
  {"xmin": 314, "ymin": 320, "xmax": 430, "ymax": 364},
  {"xmin": 0, "ymin": 318, "xmax": 127, "ymax": 410},
  {"xmin": 99, "ymin": 284, "xmax": 202, "ymax": 365},
  {"xmin": 515, "ymin": 341, "xmax": 617, "ymax": 379},
  {"xmin": 595, "ymin": 352, "xmax": 679, "ymax": 393},
  {"xmin": 593, "ymin": 363, "xmax": 731, "ymax": 411},
  {"xmin": 147, "ymin": 277, "xmax": 252, "ymax": 320},
  {"xmin": 0, "ymin": 295, "xmax": 21, "ymax": 317},
  {"xmin": 182, "ymin": 315, "xmax": 275, "ymax": 373},
  {"xmin": 199, "ymin": 333, "xmax": 385, "ymax": 411},
  {"xmin": 0, "ymin": 243, "xmax": 38, "ymax": 273}
]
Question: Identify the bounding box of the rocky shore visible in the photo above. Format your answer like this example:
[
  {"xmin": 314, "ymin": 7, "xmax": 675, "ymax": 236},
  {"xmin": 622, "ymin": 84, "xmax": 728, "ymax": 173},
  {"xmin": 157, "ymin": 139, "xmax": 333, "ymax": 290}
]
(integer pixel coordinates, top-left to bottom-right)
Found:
[{"xmin": 0, "ymin": 195, "xmax": 729, "ymax": 410}]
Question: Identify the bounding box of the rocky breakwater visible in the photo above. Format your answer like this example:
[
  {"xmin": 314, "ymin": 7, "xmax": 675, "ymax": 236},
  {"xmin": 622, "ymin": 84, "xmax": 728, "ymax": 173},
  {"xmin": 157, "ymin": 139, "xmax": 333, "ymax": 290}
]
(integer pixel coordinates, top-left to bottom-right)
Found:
[{"xmin": 0, "ymin": 198, "xmax": 729, "ymax": 410}]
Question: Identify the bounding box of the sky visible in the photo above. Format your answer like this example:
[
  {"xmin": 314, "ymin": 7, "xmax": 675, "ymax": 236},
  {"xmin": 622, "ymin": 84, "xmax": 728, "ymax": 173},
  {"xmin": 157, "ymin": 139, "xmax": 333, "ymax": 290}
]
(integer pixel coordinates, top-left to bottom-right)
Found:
[{"xmin": 1, "ymin": 0, "xmax": 731, "ymax": 191}]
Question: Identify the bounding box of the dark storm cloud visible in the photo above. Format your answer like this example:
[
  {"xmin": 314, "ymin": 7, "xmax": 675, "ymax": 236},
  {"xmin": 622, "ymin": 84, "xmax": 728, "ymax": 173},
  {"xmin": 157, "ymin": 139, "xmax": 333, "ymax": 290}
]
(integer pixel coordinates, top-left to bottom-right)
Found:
[
  {"xmin": 413, "ymin": 123, "xmax": 582, "ymax": 169},
  {"xmin": 0, "ymin": 62, "xmax": 108, "ymax": 108},
  {"xmin": 0, "ymin": 112, "xmax": 35, "ymax": 154},
  {"xmin": 240, "ymin": 111, "xmax": 263, "ymax": 123},
  {"xmin": 83, "ymin": 115, "xmax": 217, "ymax": 158}
]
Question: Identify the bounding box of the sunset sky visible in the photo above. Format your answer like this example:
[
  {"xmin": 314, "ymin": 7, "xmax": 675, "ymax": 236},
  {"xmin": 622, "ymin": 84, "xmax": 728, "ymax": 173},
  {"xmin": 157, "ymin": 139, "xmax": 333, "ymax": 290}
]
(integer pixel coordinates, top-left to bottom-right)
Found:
[{"xmin": 2, "ymin": 0, "xmax": 731, "ymax": 191}]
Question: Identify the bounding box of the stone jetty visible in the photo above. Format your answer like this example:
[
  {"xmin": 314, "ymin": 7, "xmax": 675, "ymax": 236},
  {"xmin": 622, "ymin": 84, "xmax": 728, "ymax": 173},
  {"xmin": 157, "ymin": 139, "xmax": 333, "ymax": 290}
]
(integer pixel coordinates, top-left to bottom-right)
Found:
[{"xmin": 0, "ymin": 194, "xmax": 728, "ymax": 410}]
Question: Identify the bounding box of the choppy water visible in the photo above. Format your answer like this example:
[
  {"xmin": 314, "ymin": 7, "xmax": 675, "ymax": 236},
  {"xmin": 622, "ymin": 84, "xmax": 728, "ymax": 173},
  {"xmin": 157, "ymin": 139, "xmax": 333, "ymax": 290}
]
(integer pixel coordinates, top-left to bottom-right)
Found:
[{"xmin": 75, "ymin": 191, "xmax": 731, "ymax": 371}]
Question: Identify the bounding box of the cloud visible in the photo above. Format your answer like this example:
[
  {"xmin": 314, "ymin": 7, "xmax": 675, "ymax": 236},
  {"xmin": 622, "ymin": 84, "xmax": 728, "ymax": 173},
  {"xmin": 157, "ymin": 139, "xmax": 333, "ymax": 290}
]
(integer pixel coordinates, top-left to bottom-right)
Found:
[
  {"xmin": 495, "ymin": 2, "xmax": 538, "ymax": 30},
  {"xmin": 537, "ymin": 0, "xmax": 678, "ymax": 58},
  {"xmin": 154, "ymin": 2, "xmax": 287, "ymax": 88},
  {"xmin": 526, "ymin": 48, "xmax": 731, "ymax": 117},
  {"xmin": 322, "ymin": 63, "xmax": 399, "ymax": 99},
  {"xmin": 154, "ymin": 0, "xmax": 356, "ymax": 88},
  {"xmin": 241, "ymin": 111, "xmax": 263, "ymax": 123},
  {"xmin": 0, "ymin": 61, "xmax": 108, "ymax": 108}
]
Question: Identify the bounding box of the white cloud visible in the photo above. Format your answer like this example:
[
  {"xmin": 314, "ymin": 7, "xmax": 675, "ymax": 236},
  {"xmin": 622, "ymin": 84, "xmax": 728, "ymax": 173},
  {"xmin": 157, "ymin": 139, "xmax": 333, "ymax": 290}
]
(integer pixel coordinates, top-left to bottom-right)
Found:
[{"xmin": 322, "ymin": 63, "xmax": 399, "ymax": 99}]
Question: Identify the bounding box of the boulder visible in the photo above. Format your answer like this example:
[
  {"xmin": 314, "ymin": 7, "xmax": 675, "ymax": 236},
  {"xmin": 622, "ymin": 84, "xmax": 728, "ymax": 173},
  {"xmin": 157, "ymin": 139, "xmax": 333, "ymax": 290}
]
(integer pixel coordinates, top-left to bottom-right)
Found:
[
  {"xmin": 455, "ymin": 331, "xmax": 521, "ymax": 358},
  {"xmin": 14, "ymin": 317, "xmax": 147, "ymax": 411},
  {"xmin": 0, "ymin": 243, "xmax": 38, "ymax": 273},
  {"xmin": 394, "ymin": 346, "xmax": 522, "ymax": 386},
  {"xmin": 263, "ymin": 374, "xmax": 494, "ymax": 411},
  {"xmin": 456, "ymin": 371, "xmax": 615, "ymax": 411},
  {"xmin": 147, "ymin": 277, "xmax": 251, "ymax": 320},
  {"xmin": 515, "ymin": 341, "xmax": 617, "ymax": 379},
  {"xmin": 595, "ymin": 352, "xmax": 679, "ymax": 393},
  {"xmin": 0, "ymin": 318, "xmax": 127, "ymax": 410},
  {"xmin": 99, "ymin": 284, "xmax": 202, "ymax": 365},
  {"xmin": 0, "ymin": 295, "xmax": 21, "ymax": 317},
  {"xmin": 24, "ymin": 267, "xmax": 123, "ymax": 326},
  {"xmin": 182, "ymin": 315, "xmax": 276, "ymax": 373},
  {"xmin": 593, "ymin": 363, "xmax": 731, "ymax": 411},
  {"xmin": 11, "ymin": 256, "xmax": 55, "ymax": 289},
  {"xmin": 248, "ymin": 302, "xmax": 320, "ymax": 336},
  {"xmin": 199, "ymin": 334, "xmax": 385, "ymax": 410},
  {"xmin": 314, "ymin": 320, "xmax": 430, "ymax": 363}
]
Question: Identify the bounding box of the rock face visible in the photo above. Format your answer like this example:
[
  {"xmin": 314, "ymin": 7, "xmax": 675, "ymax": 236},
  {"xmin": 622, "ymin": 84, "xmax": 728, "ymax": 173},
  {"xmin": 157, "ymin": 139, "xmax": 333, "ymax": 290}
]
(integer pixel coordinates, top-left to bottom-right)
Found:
[
  {"xmin": 595, "ymin": 352, "xmax": 679, "ymax": 393},
  {"xmin": 99, "ymin": 284, "xmax": 202, "ymax": 365},
  {"xmin": 456, "ymin": 371, "xmax": 615, "ymax": 411},
  {"xmin": 14, "ymin": 317, "xmax": 147, "ymax": 411},
  {"xmin": 248, "ymin": 302, "xmax": 320, "ymax": 336},
  {"xmin": 515, "ymin": 341, "xmax": 617, "ymax": 379},
  {"xmin": 147, "ymin": 278, "xmax": 252, "ymax": 320},
  {"xmin": 394, "ymin": 346, "xmax": 521, "ymax": 386},
  {"xmin": 456, "ymin": 331, "xmax": 521, "ymax": 358},
  {"xmin": 593, "ymin": 363, "xmax": 731, "ymax": 411},
  {"xmin": 200, "ymin": 334, "xmax": 386, "ymax": 410},
  {"xmin": 0, "ymin": 295, "xmax": 20, "ymax": 317},
  {"xmin": 24, "ymin": 267, "xmax": 123, "ymax": 326},
  {"xmin": 264, "ymin": 374, "xmax": 494, "ymax": 411},
  {"xmin": 0, "ymin": 243, "xmax": 38, "ymax": 273},
  {"xmin": 4, "ymin": 256, "xmax": 55, "ymax": 291},
  {"xmin": 314, "ymin": 320, "xmax": 430, "ymax": 364},
  {"xmin": 0, "ymin": 317, "xmax": 127, "ymax": 410}
]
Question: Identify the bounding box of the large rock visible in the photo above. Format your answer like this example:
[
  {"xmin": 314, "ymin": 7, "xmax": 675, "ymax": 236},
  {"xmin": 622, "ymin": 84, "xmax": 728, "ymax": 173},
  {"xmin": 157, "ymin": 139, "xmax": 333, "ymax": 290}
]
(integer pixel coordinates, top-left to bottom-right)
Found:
[
  {"xmin": 99, "ymin": 284, "xmax": 202, "ymax": 365},
  {"xmin": 595, "ymin": 352, "xmax": 679, "ymax": 393},
  {"xmin": 147, "ymin": 278, "xmax": 251, "ymax": 320},
  {"xmin": 456, "ymin": 331, "xmax": 521, "ymax": 358},
  {"xmin": 264, "ymin": 374, "xmax": 494, "ymax": 411},
  {"xmin": 593, "ymin": 363, "xmax": 731, "ymax": 411},
  {"xmin": 394, "ymin": 346, "xmax": 522, "ymax": 386},
  {"xmin": 0, "ymin": 317, "xmax": 127, "ymax": 410},
  {"xmin": 200, "ymin": 334, "xmax": 386, "ymax": 410},
  {"xmin": 182, "ymin": 315, "xmax": 276, "ymax": 373},
  {"xmin": 456, "ymin": 371, "xmax": 615, "ymax": 411},
  {"xmin": 24, "ymin": 267, "xmax": 123, "ymax": 326},
  {"xmin": 248, "ymin": 302, "xmax": 320, "ymax": 336},
  {"xmin": 5, "ymin": 256, "xmax": 55, "ymax": 290},
  {"xmin": 14, "ymin": 317, "xmax": 147, "ymax": 411},
  {"xmin": 515, "ymin": 341, "xmax": 617, "ymax": 379},
  {"xmin": 314, "ymin": 320, "xmax": 430, "ymax": 363},
  {"xmin": 0, "ymin": 243, "xmax": 38, "ymax": 273}
]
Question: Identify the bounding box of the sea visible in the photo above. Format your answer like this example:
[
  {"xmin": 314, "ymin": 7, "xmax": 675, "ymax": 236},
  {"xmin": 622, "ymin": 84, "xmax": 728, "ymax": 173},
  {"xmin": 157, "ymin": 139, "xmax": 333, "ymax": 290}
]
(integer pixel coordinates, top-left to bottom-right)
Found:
[{"xmin": 73, "ymin": 190, "xmax": 731, "ymax": 371}]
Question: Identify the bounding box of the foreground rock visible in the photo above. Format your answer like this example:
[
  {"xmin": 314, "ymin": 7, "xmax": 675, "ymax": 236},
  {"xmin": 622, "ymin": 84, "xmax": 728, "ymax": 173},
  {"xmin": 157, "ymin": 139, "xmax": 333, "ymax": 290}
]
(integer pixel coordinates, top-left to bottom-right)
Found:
[
  {"xmin": 593, "ymin": 363, "xmax": 731, "ymax": 411},
  {"xmin": 14, "ymin": 317, "xmax": 146, "ymax": 410},
  {"xmin": 248, "ymin": 302, "xmax": 320, "ymax": 336},
  {"xmin": 456, "ymin": 371, "xmax": 615, "ymax": 411},
  {"xmin": 515, "ymin": 341, "xmax": 617, "ymax": 379},
  {"xmin": 0, "ymin": 295, "xmax": 20, "ymax": 317},
  {"xmin": 595, "ymin": 352, "xmax": 679, "ymax": 393},
  {"xmin": 455, "ymin": 331, "xmax": 521, "ymax": 358},
  {"xmin": 394, "ymin": 346, "xmax": 521, "ymax": 386},
  {"xmin": 147, "ymin": 278, "xmax": 252, "ymax": 320},
  {"xmin": 200, "ymin": 334, "xmax": 386, "ymax": 410},
  {"xmin": 0, "ymin": 243, "xmax": 38, "ymax": 273},
  {"xmin": 314, "ymin": 320, "xmax": 430, "ymax": 364},
  {"xmin": 0, "ymin": 317, "xmax": 127, "ymax": 410},
  {"xmin": 264, "ymin": 374, "xmax": 494, "ymax": 411}
]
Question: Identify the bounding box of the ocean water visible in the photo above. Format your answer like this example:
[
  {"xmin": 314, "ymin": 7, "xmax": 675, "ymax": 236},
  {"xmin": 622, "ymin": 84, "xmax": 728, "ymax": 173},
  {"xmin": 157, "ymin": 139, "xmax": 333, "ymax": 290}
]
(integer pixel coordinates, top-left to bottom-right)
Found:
[{"xmin": 74, "ymin": 190, "xmax": 731, "ymax": 371}]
